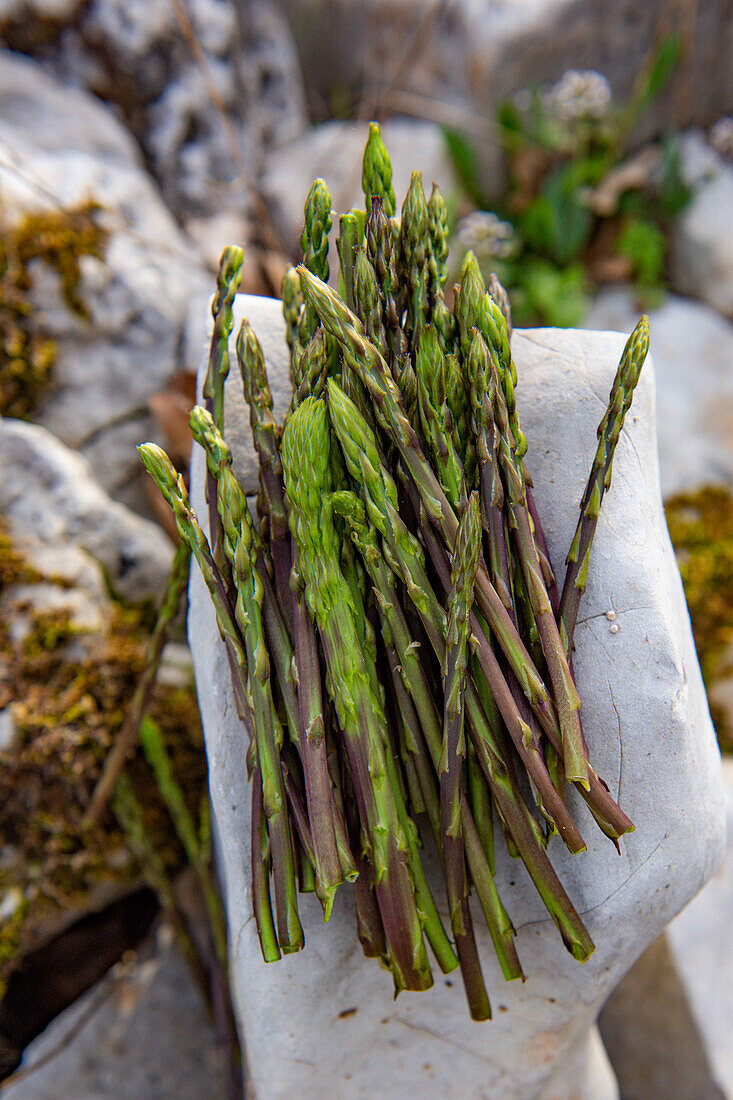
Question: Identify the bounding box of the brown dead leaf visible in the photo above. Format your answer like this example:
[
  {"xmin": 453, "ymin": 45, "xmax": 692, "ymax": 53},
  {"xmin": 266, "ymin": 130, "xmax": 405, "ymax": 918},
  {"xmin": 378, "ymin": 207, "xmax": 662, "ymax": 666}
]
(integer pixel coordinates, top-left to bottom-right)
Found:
[{"xmin": 148, "ymin": 387, "xmax": 195, "ymax": 466}]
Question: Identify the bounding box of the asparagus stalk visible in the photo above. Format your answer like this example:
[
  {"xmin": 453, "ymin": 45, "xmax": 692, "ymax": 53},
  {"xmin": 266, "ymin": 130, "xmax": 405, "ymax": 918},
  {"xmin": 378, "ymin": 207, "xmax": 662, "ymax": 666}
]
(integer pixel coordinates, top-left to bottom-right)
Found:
[
  {"xmin": 299, "ymin": 178, "xmax": 333, "ymax": 348},
  {"xmin": 190, "ymin": 406, "xmax": 347, "ymax": 919},
  {"xmin": 488, "ymin": 348, "xmax": 588, "ymax": 787},
  {"xmin": 137, "ymin": 444, "xmax": 250, "ymax": 726},
  {"xmin": 330, "ymin": 486, "xmax": 522, "ymax": 980},
  {"xmin": 399, "ymin": 171, "xmax": 430, "ymax": 342},
  {"xmin": 214, "ymin": 455, "xmax": 303, "ymax": 952},
  {"xmin": 326, "ymin": 381, "xmax": 593, "ymax": 958},
  {"xmin": 365, "ymin": 196, "xmax": 406, "ymax": 369},
  {"xmin": 559, "ymin": 317, "xmax": 650, "ymax": 653},
  {"xmin": 236, "ymin": 318, "xmax": 293, "ymax": 634},
  {"xmin": 281, "ymin": 396, "xmax": 433, "ymax": 993},
  {"xmin": 281, "ymin": 266, "xmax": 305, "ymax": 380},
  {"xmin": 336, "ymin": 211, "xmax": 361, "ymax": 311},
  {"xmin": 441, "ymin": 492, "xmax": 492, "ymax": 1020},
  {"xmin": 362, "ymin": 121, "xmax": 396, "ymax": 217},
  {"xmin": 299, "ymin": 268, "xmax": 551, "ymax": 713}
]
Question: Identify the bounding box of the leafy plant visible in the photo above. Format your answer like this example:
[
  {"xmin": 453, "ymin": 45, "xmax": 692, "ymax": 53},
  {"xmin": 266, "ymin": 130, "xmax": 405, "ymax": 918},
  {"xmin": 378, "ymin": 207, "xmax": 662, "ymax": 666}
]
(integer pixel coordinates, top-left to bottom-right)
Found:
[{"xmin": 446, "ymin": 36, "xmax": 691, "ymax": 325}]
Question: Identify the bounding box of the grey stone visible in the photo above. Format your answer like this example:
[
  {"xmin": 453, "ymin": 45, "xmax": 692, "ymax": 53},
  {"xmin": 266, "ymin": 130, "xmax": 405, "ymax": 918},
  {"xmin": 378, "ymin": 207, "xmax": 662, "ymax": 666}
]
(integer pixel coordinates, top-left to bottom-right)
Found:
[
  {"xmin": 279, "ymin": 0, "xmax": 733, "ymax": 197},
  {"xmin": 665, "ymin": 758, "xmax": 733, "ymax": 1098},
  {"xmin": 0, "ymin": 711, "xmax": 17, "ymax": 752},
  {"xmin": 188, "ymin": 295, "xmax": 725, "ymax": 1099},
  {"xmin": 0, "ymin": 928, "xmax": 228, "ymax": 1100},
  {"xmin": 0, "ymin": 418, "xmax": 173, "ymax": 603},
  {"xmin": 585, "ymin": 287, "xmax": 733, "ymax": 497},
  {"xmin": 0, "ymin": 51, "xmax": 210, "ymax": 507},
  {"xmin": 671, "ymin": 131, "xmax": 733, "ymax": 319},
  {"xmin": 262, "ymin": 118, "xmax": 461, "ymax": 254},
  {"xmin": 1, "ymin": 1, "xmax": 307, "ymax": 219}
]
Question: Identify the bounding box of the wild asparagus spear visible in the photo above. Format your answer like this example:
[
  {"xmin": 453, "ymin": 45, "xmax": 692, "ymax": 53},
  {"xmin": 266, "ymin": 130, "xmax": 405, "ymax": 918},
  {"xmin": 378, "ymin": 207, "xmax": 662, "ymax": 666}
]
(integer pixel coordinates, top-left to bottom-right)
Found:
[
  {"xmin": 236, "ymin": 318, "xmax": 293, "ymax": 634},
  {"xmin": 298, "ymin": 267, "xmax": 552, "ymax": 714},
  {"xmin": 299, "ymin": 178, "xmax": 333, "ymax": 348},
  {"xmin": 190, "ymin": 406, "xmax": 347, "ymax": 919},
  {"xmin": 326, "ymin": 381, "xmax": 593, "ymax": 958},
  {"xmin": 213, "ymin": 454, "xmax": 303, "ymax": 952},
  {"xmin": 332, "ymin": 487, "xmax": 523, "ymax": 981},
  {"xmin": 281, "ymin": 396, "xmax": 434, "ymax": 993},
  {"xmin": 488, "ymin": 345, "xmax": 589, "ymax": 788},
  {"xmin": 138, "ymin": 445, "xmax": 250, "ymax": 724},
  {"xmin": 399, "ymin": 171, "xmax": 430, "ymax": 343},
  {"xmin": 281, "ymin": 266, "xmax": 305, "ymax": 379},
  {"xmin": 442, "ymin": 493, "xmax": 492, "ymax": 1020},
  {"xmin": 559, "ymin": 317, "xmax": 650, "ymax": 653},
  {"xmin": 362, "ymin": 121, "xmax": 396, "ymax": 217}
]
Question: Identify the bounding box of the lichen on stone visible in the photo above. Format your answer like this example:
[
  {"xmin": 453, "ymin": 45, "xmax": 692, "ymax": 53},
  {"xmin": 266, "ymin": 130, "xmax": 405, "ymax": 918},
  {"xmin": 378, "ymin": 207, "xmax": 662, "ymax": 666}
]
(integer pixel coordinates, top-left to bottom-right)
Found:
[
  {"xmin": 0, "ymin": 201, "xmax": 107, "ymax": 418},
  {"xmin": 666, "ymin": 485, "xmax": 733, "ymax": 752},
  {"xmin": 0, "ymin": 518, "xmax": 205, "ymax": 995}
]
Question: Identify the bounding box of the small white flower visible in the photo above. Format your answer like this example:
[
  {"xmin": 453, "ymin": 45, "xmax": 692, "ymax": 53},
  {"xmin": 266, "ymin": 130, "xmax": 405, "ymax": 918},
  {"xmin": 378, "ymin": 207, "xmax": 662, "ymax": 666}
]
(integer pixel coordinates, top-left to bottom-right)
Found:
[
  {"xmin": 546, "ymin": 70, "xmax": 612, "ymax": 122},
  {"xmin": 457, "ymin": 211, "xmax": 517, "ymax": 260}
]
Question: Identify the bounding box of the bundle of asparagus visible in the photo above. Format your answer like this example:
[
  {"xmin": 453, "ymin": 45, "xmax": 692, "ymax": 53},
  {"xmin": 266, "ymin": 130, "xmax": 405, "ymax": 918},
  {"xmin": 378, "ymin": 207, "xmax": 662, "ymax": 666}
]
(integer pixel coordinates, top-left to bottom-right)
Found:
[{"xmin": 139, "ymin": 123, "xmax": 649, "ymax": 1019}]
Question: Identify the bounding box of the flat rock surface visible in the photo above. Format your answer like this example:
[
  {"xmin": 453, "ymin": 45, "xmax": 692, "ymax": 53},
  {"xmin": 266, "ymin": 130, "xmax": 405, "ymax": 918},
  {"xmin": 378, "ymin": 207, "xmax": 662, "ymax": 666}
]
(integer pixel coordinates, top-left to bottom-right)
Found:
[
  {"xmin": 585, "ymin": 288, "xmax": 733, "ymax": 496},
  {"xmin": 1, "ymin": 929, "xmax": 228, "ymax": 1100},
  {"xmin": 188, "ymin": 296, "xmax": 725, "ymax": 1099}
]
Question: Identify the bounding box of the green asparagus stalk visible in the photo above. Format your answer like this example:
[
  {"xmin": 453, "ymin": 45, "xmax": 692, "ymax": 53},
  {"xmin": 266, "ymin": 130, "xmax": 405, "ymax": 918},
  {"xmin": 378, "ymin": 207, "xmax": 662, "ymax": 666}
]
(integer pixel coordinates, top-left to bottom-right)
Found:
[
  {"xmin": 426, "ymin": 183, "xmax": 455, "ymax": 350},
  {"xmin": 336, "ymin": 211, "xmax": 361, "ymax": 311},
  {"xmin": 415, "ymin": 325, "xmax": 467, "ymax": 509},
  {"xmin": 362, "ymin": 121, "xmax": 396, "ymax": 217},
  {"xmin": 236, "ymin": 319, "xmax": 293, "ymax": 633},
  {"xmin": 251, "ymin": 760, "xmax": 281, "ymax": 962},
  {"xmin": 299, "ymin": 178, "xmax": 333, "ymax": 348},
  {"xmin": 353, "ymin": 245, "xmax": 387, "ymax": 353},
  {"xmin": 214, "ymin": 455, "xmax": 303, "ymax": 951},
  {"xmin": 559, "ymin": 317, "xmax": 650, "ymax": 653},
  {"xmin": 365, "ymin": 196, "xmax": 407, "ymax": 367},
  {"xmin": 330, "ymin": 485, "xmax": 522, "ymax": 979},
  {"xmin": 137, "ymin": 444, "xmax": 250, "ymax": 725},
  {"xmin": 281, "ymin": 266, "xmax": 305, "ymax": 380},
  {"xmin": 189, "ymin": 406, "xmax": 347, "ymax": 918},
  {"xmin": 202, "ymin": 246, "xmax": 244, "ymax": 430},
  {"xmin": 489, "ymin": 350, "xmax": 589, "ymax": 788},
  {"xmin": 281, "ymin": 396, "xmax": 433, "ymax": 992},
  {"xmin": 441, "ymin": 492, "xmax": 492, "ymax": 1020},
  {"xmin": 326, "ymin": 381, "xmax": 593, "ymax": 958},
  {"xmin": 399, "ymin": 171, "xmax": 430, "ymax": 342}
]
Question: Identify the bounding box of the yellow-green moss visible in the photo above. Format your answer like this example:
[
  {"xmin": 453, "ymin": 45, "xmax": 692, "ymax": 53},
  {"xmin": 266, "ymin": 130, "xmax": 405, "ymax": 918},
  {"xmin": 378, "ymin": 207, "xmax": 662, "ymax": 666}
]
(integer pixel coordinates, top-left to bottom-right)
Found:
[
  {"xmin": 0, "ymin": 201, "xmax": 108, "ymax": 418},
  {"xmin": 665, "ymin": 485, "xmax": 733, "ymax": 752},
  {"xmin": 0, "ymin": 519, "xmax": 206, "ymax": 990}
]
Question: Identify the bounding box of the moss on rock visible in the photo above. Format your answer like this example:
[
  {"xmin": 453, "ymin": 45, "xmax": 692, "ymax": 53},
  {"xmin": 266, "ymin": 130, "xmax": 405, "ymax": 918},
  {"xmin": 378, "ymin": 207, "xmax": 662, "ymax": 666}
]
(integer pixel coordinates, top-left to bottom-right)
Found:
[
  {"xmin": 666, "ymin": 485, "xmax": 733, "ymax": 752},
  {"xmin": 0, "ymin": 519, "xmax": 205, "ymax": 995},
  {"xmin": 0, "ymin": 201, "xmax": 107, "ymax": 418}
]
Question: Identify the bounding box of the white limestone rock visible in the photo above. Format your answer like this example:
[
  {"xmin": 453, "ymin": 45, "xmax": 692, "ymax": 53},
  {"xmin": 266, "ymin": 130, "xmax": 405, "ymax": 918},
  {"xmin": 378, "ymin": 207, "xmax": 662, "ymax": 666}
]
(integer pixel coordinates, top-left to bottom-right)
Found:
[
  {"xmin": 670, "ymin": 131, "xmax": 733, "ymax": 320},
  {"xmin": 188, "ymin": 296, "xmax": 725, "ymax": 1099},
  {"xmin": 1, "ymin": 1, "xmax": 307, "ymax": 219},
  {"xmin": 586, "ymin": 287, "xmax": 733, "ymax": 497},
  {"xmin": 0, "ymin": 51, "xmax": 210, "ymax": 507},
  {"xmin": 0, "ymin": 418, "xmax": 173, "ymax": 603}
]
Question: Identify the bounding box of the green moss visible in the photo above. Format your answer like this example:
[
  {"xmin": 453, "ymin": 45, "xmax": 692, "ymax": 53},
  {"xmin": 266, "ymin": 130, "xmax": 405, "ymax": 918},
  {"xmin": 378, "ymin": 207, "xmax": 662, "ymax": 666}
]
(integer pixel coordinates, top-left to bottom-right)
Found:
[
  {"xmin": 0, "ymin": 201, "xmax": 108, "ymax": 418},
  {"xmin": 0, "ymin": 519, "xmax": 206, "ymax": 990},
  {"xmin": 665, "ymin": 486, "xmax": 733, "ymax": 752}
]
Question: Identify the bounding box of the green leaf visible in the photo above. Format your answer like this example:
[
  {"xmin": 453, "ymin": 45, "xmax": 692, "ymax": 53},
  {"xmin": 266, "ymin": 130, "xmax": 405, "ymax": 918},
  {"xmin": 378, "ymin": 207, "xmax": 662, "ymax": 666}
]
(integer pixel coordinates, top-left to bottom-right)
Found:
[
  {"xmin": 519, "ymin": 166, "xmax": 594, "ymax": 264},
  {"xmin": 617, "ymin": 215, "xmax": 666, "ymax": 288},
  {"xmin": 442, "ymin": 127, "xmax": 485, "ymax": 207},
  {"xmin": 517, "ymin": 259, "xmax": 590, "ymax": 327}
]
